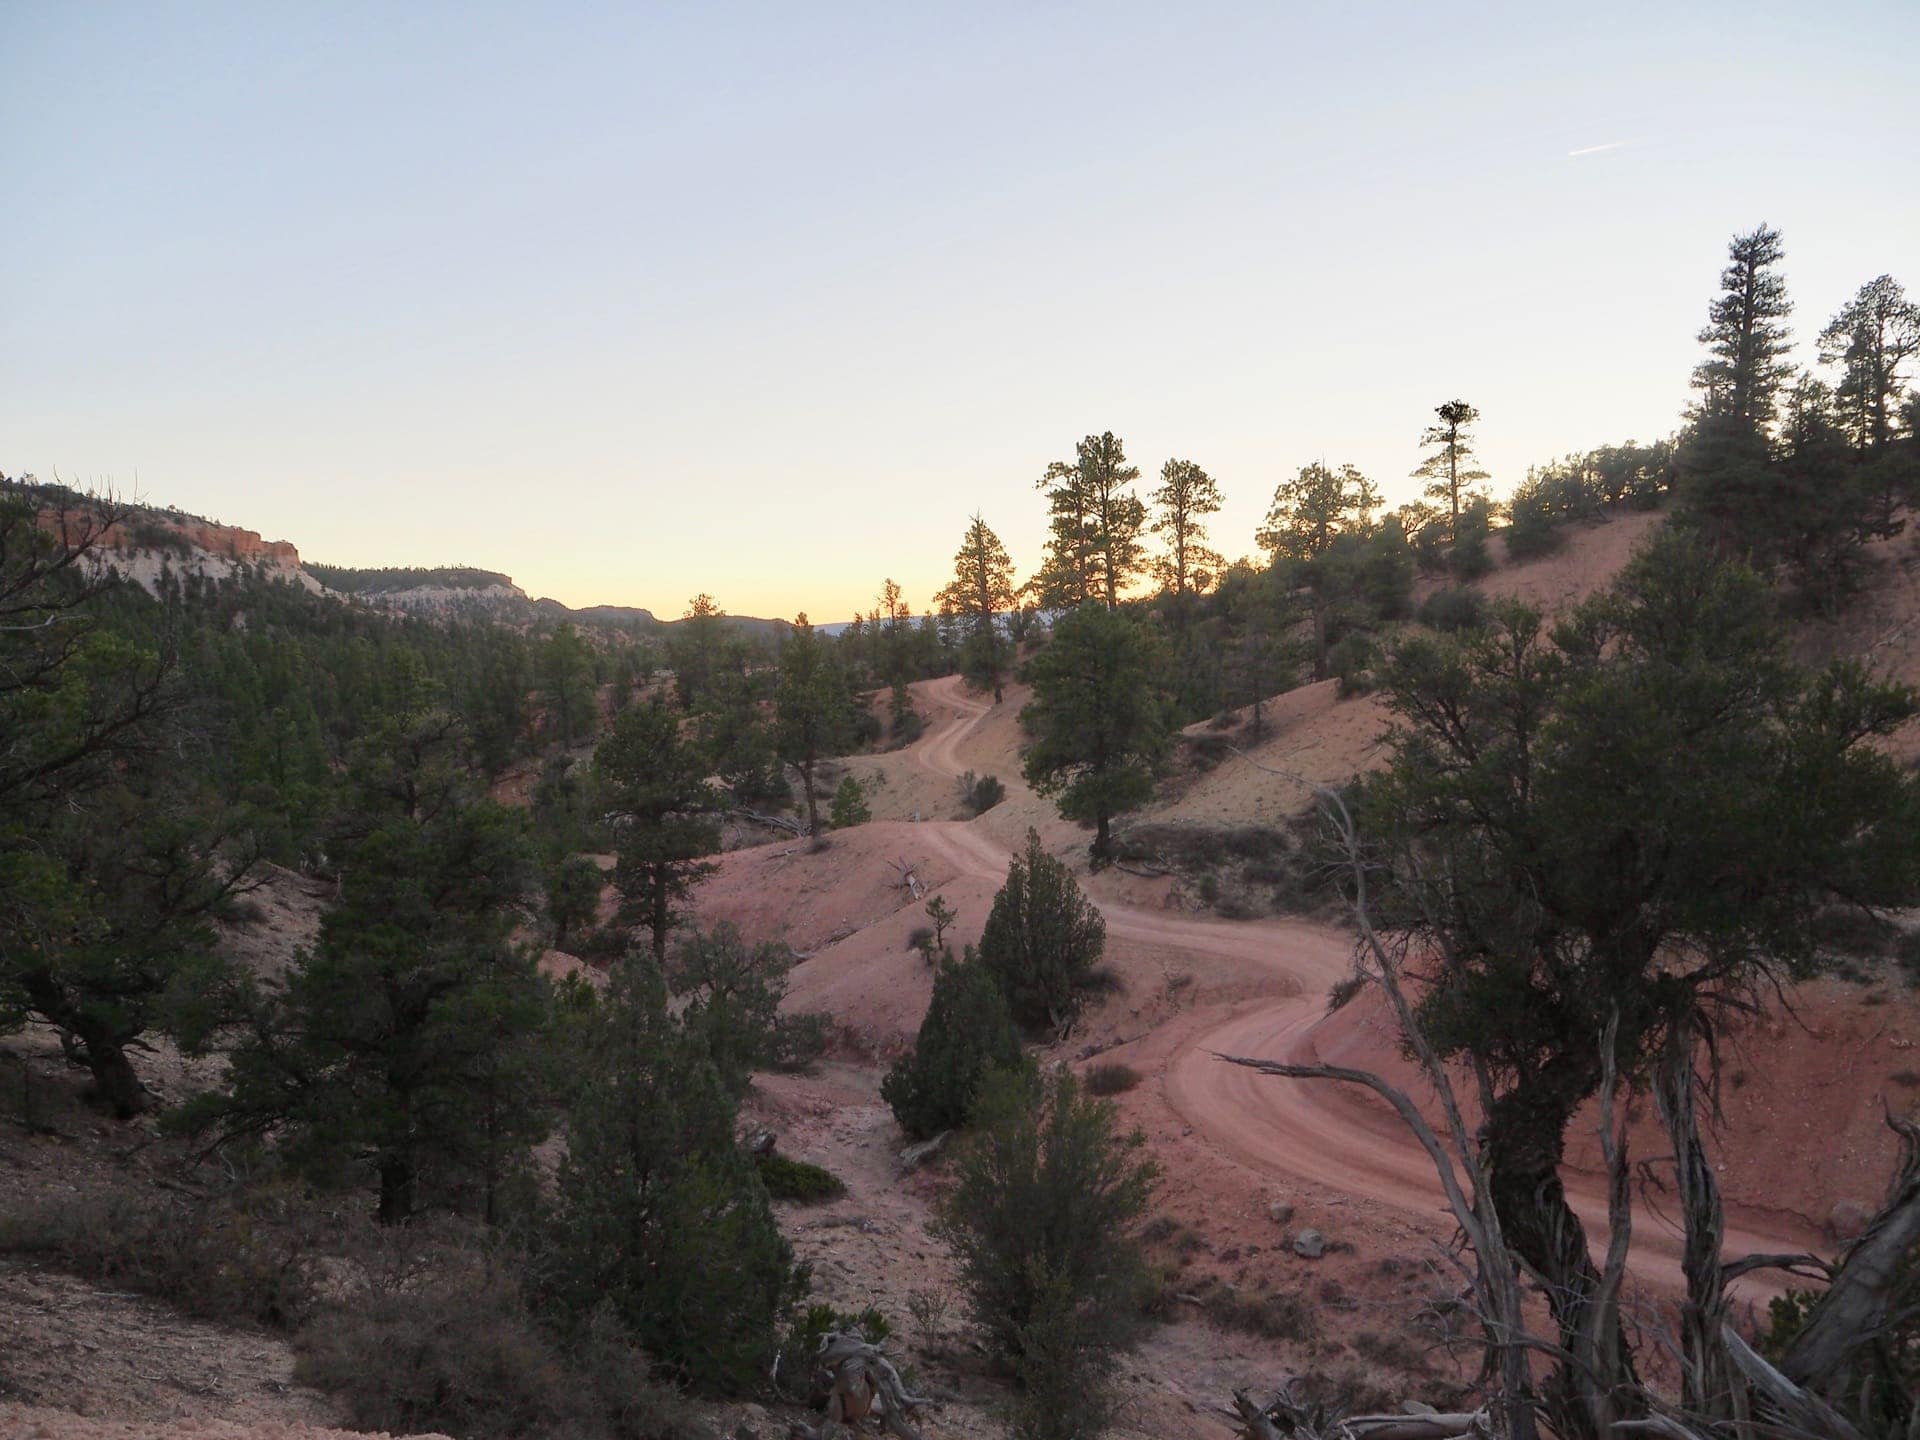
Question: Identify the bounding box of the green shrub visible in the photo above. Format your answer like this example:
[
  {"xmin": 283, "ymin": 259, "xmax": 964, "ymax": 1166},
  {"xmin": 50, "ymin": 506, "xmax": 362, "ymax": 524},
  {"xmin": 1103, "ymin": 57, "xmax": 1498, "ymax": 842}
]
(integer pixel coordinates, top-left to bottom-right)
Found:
[
  {"xmin": 936, "ymin": 1067, "xmax": 1157, "ymax": 1440},
  {"xmin": 777, "ymin": 1303, "xmax": 892, "ymax": 1399},
  {"xmin": 669, "ymin": 924, "xmax": 825, "ymax": 1095},
  {"xmin": 1085, "ymin": 1063, "xmax": 1140, "ymax": 1096},
  {"xmin": 1418, "ymin": 586, "xmax": 1486, "ymax": 633},
  {"xmin": 1196, "ymin": 1279, "xmax": 1316, "ymax": 1340},
  {"xmin": 1327, "ymin": 632, "xmax": 1376, "ymax": 697},
  {"xmin": 978, "ymin": 830, "xmax": 1108, "ymax": 1035},
  {"xmin": 962, "ymin": 772, "xmax": 1007, "ymax": 815},
  {"xmin": 882, "ymin": 949, "xmax": 1028, "ymax": 1139},
  {"xmin": 756, "ymin": 1153, "xmax": 847, "ymax": 1203},
  {"xmin": 0, "ymin": 1191, "xmax": 317, "ymax": 1330},
  {"xmin": 1503, "ymin": 491, "xmax": 1565, "ymax": 561},
  {"xmin": 829, "ymin": 774, "xmax": 871, "ymax": 828},
  {"xmin": 536, "ymin": 962, "xmax": 807, "ymax": 1397},
  {"xmin": 298, "ymin": 1266, "xmax": 677, "ymax": 1440},
  {"xmin": 1448, "ymin": 498, "xmax": 1496, "ymax": 580}
]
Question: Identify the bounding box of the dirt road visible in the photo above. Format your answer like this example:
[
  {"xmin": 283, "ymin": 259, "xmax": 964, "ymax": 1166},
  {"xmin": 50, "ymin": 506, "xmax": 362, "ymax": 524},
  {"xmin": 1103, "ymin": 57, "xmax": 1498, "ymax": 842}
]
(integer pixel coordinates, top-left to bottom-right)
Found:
[{"xmin": 905, "ymin": 675, "xmax": 1825, "ymax": 1299}]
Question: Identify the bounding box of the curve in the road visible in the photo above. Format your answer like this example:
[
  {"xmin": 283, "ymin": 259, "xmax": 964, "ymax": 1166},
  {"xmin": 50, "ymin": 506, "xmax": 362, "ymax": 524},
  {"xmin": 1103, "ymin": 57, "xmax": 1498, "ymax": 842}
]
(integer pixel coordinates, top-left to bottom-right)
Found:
[{"xmin": 900, "ymin": 675, "xmax": 1822, "ymax": 1293}]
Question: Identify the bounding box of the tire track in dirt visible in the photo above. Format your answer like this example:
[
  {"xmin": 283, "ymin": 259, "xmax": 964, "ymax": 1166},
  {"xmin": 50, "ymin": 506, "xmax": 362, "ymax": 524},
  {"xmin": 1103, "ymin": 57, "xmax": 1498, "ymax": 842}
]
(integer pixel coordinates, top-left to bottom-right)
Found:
[{"xmin": 902, "ymin": 675, "xmax": 1823, "ymax": 1298}]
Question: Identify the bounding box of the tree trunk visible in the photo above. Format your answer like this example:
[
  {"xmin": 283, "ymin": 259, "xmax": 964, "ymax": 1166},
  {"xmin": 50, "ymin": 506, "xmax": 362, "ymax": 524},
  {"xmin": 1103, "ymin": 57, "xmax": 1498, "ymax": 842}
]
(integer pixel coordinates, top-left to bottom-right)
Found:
[
  {"xmin": 1484, "ymin": 1064, "xmax": 1638, "ymax": 1439},
  {"xmin": 1653, "ymin": 1018, "xmax": 1736, "ymax": 1423},
  {"xmin": 378, "ymin": 1153, "xmax": 416, "ymax": 1224},
  {"xmin": 801, "ymin": 758, "xmax": 821, "ymax": 838},
  {"xmin": 1092, "ymin": 812, "xmax": 1112, "ymax": 867},
  {"xmin": 1783, "ymin": 1112, "xmax": 1920, "ymax": 1405},
  {"xmin": 81, "ymin": 1033, "xmax": 149, "ymax": 1119},
  {"xmin": 651, "ymin": 869, "xmax": 670, "ymax": 964}
]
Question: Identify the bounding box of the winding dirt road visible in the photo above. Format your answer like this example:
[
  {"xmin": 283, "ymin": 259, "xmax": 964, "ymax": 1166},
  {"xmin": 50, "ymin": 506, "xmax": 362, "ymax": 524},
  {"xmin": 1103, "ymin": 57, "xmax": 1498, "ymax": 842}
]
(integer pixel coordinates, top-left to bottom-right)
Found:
[{"xmin": 905, "ymin": 675, "xmax": 1825, "ymax": 1299}]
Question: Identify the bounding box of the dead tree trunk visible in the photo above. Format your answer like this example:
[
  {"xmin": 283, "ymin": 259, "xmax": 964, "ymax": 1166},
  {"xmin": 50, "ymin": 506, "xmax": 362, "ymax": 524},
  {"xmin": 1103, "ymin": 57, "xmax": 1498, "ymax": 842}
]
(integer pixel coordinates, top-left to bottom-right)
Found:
[
  {"xmin": 1651, "ymin": 1008, "xmax": 1737, "ymax": 1425},
  {"xmin": 788, "ymin": 1332, "xmax": 934, "ymax": 1440},
  {"xmin": 1219, "ymin": 787, "xmax": 1540, "ymax": 1440},
  {"xmin": 1782, "ymin": 1110, "xmax": 1920, "ymax": 1417}
]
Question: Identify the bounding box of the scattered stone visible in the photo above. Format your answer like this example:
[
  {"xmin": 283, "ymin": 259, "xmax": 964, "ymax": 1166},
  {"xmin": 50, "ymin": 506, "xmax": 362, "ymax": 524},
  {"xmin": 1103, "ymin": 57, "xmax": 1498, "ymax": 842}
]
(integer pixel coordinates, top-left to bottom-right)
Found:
[
  {"xmin": 1291, "ymin": 1228, "xmax": 1326, "ymax": 1259},
  {"xmin": 1268, "ymin": 1201, "xmax": 1295, "ymax": 1225}
]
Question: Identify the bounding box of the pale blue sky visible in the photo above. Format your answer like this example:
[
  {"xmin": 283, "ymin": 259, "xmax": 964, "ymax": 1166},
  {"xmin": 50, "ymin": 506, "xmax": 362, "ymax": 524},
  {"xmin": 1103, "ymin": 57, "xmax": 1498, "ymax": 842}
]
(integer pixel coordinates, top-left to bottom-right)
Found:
[{"xmin": 5, "ymin": 3, "xmax": 1917, "ymax": 618}]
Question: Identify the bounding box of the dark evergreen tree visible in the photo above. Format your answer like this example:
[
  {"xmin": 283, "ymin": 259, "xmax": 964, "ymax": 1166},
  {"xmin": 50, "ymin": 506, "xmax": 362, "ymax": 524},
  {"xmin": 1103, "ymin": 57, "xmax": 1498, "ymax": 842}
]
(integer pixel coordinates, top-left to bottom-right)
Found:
[
  {"xmin": 1410, "ymin": 400, "xmax": 1490, "ymax": 539},
  {"xmin": 536, "ymin": 624, "xmax": 598, "ymax": 747},
  {"xmin": 882, "ymin": 948, "xmax": 1027, "ymax": 1139},
  {"xmin": 597, "ymin": 700, "xmax": 721, "ymax": 962},
  {"xmin": 935, "ymin": 1066, "xmax": 1155, "ymax": 1440},
  {"xmin": 1691, "ymin": 223, "xmax": 1794, "ymax": 434},
  {"xmin": 1820, "ymin": 274, "xmax": 1920, "ymax": 453},
  {"xmin": 976, "ymin": 829, "xmax": 1108, "ymax": 1035},
  {"xmin": 211, "ymin": 710, "xmax": 544, "ymax": 1222},
  {"xmin": 1362, "ymin": 530, "xmax": 1920, "ymax": 1434},
  {"xmin": 1022, "ymin": 604, "xmax": 1171, "ymax": 864},
  {"xmin": 774, "ymin": 615, "xmax": 854, "ymax": 840},
  {"xmin": 936, "ymin": 514, "xmax": 1018, "ymax": 702},
  {"xmin": 1147, "ymin": 458, "xmax": 1225, "ymax": 608},
  {"xmin": 537, "ymin": 959, "xmax": 805, "ymax": 1393},
  {"xmin": 1257, "ymin": 461, "xmax": 1379, "ymax": 679}
]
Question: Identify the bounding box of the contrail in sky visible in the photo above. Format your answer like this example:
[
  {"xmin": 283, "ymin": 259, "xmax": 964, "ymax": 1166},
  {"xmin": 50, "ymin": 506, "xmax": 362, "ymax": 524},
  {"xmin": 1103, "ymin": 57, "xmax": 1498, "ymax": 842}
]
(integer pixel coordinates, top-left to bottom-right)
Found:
[{"xmin": 1568, "ymin": 140, "xmax": 1628, "ymax": 157}]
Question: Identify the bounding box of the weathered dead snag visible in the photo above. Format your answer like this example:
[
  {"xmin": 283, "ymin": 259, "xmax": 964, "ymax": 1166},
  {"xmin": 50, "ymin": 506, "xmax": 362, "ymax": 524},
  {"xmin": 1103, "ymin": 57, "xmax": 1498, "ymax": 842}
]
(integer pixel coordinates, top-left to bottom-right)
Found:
[
  {"xmin": 1230, "ymin": 1383, "xmax": 1491, "ymax": 1440},
  {"xmin": 788, "ymin": 1331, "xmax": 935, "ymax": 1440},
  {"xmin": 1778, "ymin": 1107, "xmax": 1920, "ymax": 1428}
]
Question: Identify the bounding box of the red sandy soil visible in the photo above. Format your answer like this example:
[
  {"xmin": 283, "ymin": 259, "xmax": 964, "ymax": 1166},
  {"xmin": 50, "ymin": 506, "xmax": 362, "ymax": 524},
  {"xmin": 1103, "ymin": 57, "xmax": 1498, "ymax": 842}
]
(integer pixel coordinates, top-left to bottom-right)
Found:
[
  {"xmin": 13, "ymin": 509, "xmax": 1920, "ymax": 1438},
  {"xmin": 698, "ymin": 566, "xmax": 1920, "ymax": 1371}
]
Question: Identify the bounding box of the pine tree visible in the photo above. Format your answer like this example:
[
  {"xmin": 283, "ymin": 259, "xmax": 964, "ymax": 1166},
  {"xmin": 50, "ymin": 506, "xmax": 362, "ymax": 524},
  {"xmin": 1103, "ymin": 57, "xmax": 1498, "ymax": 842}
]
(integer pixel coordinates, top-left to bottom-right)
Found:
[
  {"xmin": 1692, "ymin": 224, "xmax": 1794, "ymax": 434},
  {"xmin": 774, "ymin": 615, "xmax": 854, "ymax": 840},
  {"xmin": 1410, "ymin": 401, "xmax": 1491, "ymax": 539},
  {"xmin": 1022, "ymin": 605, "xmax": 1172, "ymax": 864},
  {"xmin": 881, "ymin": 948, "xmax": 1027, "ymax": 1138},
  {"xmin": 537, "ymin": 624, "xmax": 598, "ymax": 747},
  {"xmin": 1029, "ymin": 460, "xmax": 1099, "ymax": 611},
  {"xmin": 1148, "ymin": 459, "xmax": 1225, "ymax": 606},
  {"xmin": 1820, "ymin": 274, "xmax": 1920, "ymax": 452},
  {"xmin": 936, "ymin": 514, "xmax": 1018, "ymax": 701},
  {"xmin": 213, "ymin": 710, "xmax": 543, "ymax": 1222},
  {"xmin": 1031, "ymin": 434, "xmax": 1146, "ymax": 611},
  {"xmin": 597, "ymin": 700, "xmax": 722, "ymax": 962},
  {"xmin": 667, "ymin": 593, "xmax": 728, "ymax": 710},
  {"xmin": 976, "ymin": 828, "xmax": 1108, "ymax": 1034},
  {"xmin": 1257, "ymin": 461, "xmax": 1380, "ymax": 680},
  {"xmin": 538, "ymin": 959, "xmax": 805, "ymax": 1393}
]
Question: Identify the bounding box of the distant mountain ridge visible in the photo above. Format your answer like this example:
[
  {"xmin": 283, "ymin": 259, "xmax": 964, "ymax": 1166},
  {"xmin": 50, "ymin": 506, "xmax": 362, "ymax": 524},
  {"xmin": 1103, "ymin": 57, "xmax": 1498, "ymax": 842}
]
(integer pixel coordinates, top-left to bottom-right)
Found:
[{"xmin": 21, "ymin": 481, "xmax": 789, "ymax": 634}]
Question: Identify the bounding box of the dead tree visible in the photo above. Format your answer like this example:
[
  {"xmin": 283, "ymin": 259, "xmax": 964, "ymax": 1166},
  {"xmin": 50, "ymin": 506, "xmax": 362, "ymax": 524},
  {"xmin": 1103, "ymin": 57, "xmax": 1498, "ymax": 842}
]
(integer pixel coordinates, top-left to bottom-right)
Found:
[
  {"xmin": 788, "ymin": 1331, "xmax": 935, "ymax": 1440},
  {"xmin": 1779, "ymin": 1109, "xmax": 1920, "ymax": 1428},
  {"xmin": 1217, "ymin": 787, "xmax": 1541, "ymax": 1440},
  {"xmin": 1231, "ymin": 1383, "xmax": 1491, "ymax": 1440}
]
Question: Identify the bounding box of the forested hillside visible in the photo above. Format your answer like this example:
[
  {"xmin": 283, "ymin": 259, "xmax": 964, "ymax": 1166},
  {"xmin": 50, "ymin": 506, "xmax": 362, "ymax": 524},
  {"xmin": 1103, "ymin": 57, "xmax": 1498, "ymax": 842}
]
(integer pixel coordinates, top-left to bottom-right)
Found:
[{"xmin": 4, "ymin": 223, "xmax": 1920, "ymax": 1440}]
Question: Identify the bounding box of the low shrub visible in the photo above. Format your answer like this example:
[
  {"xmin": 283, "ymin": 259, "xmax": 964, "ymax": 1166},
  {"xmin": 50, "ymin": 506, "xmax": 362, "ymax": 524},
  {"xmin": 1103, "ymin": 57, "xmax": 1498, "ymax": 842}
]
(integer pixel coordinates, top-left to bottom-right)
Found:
[
  {"xmin": 1327, "ymin": 632, "xmax": 1376, "ymax": 698},
  {"xmin": 0, "ymin": 1191, "xmax": 318, "ymax": 1330},
  {"xmin": 958, "ymin": 770, "xmax": 1007, "ymax": 815},
  {"xmin": 1085, "ymin": 1063, "xmax": 1140, "ymax": 1096},
  {"xmin": 298, "ymin": 1266, "xmax": 678, "ymax": 1440},
  {"xmin": 1418, "ymin": 586, "xmax": 1486, "ymax": 633},
  {"xmin": 755, "ymin": 1153, "xmax": 847, "ymax": 1204},
  {"xmin": 778, "ymin": 1302, "xmax": 891, "ymax": 1399},
  {"xmin": 1195, "ymin": 1279, "xmax": 1316, "ymax": 1341},
  {"xmin": 829, "ymin": 774, "xmax": 872, "ymax": 828}
]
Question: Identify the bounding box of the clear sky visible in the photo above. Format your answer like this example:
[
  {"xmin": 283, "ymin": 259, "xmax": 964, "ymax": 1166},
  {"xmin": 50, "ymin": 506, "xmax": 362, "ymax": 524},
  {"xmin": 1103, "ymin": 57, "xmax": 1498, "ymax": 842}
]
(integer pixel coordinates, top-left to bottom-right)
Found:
[{"xmin": 5, "ymin": 3, "xmax": 1917, "ymax": 621}]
